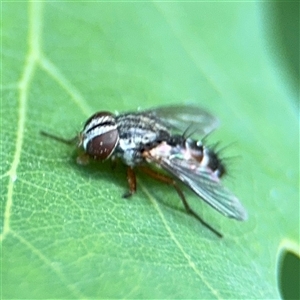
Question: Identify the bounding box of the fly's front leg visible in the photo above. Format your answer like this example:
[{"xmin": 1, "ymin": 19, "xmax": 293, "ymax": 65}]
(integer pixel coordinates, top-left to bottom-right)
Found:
[
  {"xmin": 123, "ymin": 167, "xmax": 137, "ymax": 198},
  {"xmin": 138, "ymin": 166, "xmax": 223, "ymax": 238}
]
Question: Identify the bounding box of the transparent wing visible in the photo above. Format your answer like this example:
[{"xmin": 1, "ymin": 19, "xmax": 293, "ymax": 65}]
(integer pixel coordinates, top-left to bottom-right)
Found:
[
  {"xmin": 154, "ymin": 155, "xmax": 247, "ymax": 221},
  {"xmin": 142, "ymin": 105, "xmax": 219, "ymax": 137}
]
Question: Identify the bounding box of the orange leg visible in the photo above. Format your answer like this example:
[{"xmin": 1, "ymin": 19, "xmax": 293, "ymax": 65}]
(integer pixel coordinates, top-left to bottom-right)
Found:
[
  {"xmin": 123, "ymin": 167, "xmax": 137, "ymax": 198},
  {"xmin": 139, "ymin": 166, "xmax": 222, "ymax": 238}
]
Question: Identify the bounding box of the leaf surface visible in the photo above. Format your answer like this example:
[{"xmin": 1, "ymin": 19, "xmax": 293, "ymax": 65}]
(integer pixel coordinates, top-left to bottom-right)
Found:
[{"xmin": 1, "ymin": 2, "xmax": 298, "ymax": 299}]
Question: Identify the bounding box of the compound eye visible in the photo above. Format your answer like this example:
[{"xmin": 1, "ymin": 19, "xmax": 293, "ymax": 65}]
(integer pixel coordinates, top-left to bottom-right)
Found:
[
  {"xmin": 81, "ymin": 111, "xmax": 119, "ymax": 160},
  {"xmin": 86, "ymin": 129, "xmax": 119, "ymax": 159}
]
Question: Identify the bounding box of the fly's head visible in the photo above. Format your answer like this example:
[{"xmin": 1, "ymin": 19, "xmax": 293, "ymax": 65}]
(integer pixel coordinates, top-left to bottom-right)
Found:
[{"xmin": 79, "ymin": 111, "xmax": 119, "ymax": 160}]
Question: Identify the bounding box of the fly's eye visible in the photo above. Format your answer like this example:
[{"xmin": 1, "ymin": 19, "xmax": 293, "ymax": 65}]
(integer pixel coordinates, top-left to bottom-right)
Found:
[
  {"xmin": 86, "ymin": 130, "xmax": 119, "ymax": 160},
  {"xmin": 81, "ymin": 111, "xmax": 119, "ymax": 160}
]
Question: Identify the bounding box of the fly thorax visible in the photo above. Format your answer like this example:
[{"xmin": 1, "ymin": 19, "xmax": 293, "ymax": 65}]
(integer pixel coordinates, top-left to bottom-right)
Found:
[
  {"xmin": 118, "ymin": 128, "xmax": 158, "ymax": 150},
  {"xmin": 116, "ymin": 129, "xmax": 159, "ymax": 166}
]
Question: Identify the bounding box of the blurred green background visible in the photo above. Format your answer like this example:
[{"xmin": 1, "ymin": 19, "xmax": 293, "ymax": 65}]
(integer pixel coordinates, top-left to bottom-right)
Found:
[{"xmin": 1, "ymin": 1, "xmax": 298, "ymax": 299}]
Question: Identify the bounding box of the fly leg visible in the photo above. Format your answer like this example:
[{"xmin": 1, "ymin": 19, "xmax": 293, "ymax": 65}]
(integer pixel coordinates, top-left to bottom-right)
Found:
[
  {"xmin": 139, "ymin": 166, "xmax": 223, "ymax": 238},
  {"xmin": 123, "ymin": 167, "xmax": 137, "ymax": 198}
]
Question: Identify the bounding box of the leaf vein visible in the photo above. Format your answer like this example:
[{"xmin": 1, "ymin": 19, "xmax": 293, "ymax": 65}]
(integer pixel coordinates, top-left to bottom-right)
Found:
[
  {"xmin": 140, "ymin": 181, "xmax": 223, "ymax": 299},
  {"xmin": 39, "ymin": 55, "xmax": 93, "ymax": 117},
  {"xmin": 11, "ymin": 230, "xmax": 87, "ymax": 298},
  {"xmin": 1, "ymin": 1, "xmax": 42, "ymax": 241}
]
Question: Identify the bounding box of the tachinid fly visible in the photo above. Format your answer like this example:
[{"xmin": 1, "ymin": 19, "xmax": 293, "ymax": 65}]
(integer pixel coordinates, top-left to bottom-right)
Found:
[{"xmin": 41, "ymin": 105, "xmax": 247, "ymax": 237}]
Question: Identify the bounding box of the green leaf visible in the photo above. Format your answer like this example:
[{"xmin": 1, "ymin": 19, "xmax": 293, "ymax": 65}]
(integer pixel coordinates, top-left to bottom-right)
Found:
[{"xmin": 1, "ymin": 1, "xmax": 298, "ymax": 299}]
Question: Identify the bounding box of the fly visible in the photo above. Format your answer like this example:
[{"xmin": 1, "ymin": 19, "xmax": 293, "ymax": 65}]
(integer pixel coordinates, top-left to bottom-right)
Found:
[{"xmin": 41, "ymin": 105, "xmax": 247, "ymax": 237}]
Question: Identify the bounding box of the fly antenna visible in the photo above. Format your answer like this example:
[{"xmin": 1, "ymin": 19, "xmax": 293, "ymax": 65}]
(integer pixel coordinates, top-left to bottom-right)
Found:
[{"xmin": 40, "ymin": 131, "xmax": 77, "ymax": 145}]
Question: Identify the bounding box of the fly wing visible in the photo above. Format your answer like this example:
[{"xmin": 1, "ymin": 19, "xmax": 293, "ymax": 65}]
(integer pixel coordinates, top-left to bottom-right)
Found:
[
  {"xmin": 142, "ymin": 105, "xmax": 219, "ymax": 137},
  {"xmin": 156, "ymin": 155, "xmax": 248, "ymax": 221}
]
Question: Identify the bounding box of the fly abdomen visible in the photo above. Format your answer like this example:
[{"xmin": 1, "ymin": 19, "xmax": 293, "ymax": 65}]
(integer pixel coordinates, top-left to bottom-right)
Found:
[
  {"xmin": 185, "ymin": 139, "xmax": 225, "ymax": 178},
  {"xmin": 205, "ymin": 149, "xmax": 226, "ymax": 178}
]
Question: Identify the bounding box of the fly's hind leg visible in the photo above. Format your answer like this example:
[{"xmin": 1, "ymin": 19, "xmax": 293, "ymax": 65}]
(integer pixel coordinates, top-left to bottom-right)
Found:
[{"xmin": 138, "ymin": 166, "xmax": 223, "ymax": 238}]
